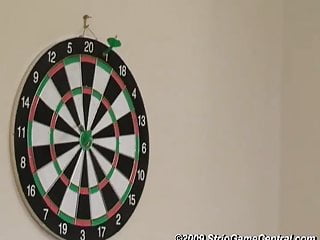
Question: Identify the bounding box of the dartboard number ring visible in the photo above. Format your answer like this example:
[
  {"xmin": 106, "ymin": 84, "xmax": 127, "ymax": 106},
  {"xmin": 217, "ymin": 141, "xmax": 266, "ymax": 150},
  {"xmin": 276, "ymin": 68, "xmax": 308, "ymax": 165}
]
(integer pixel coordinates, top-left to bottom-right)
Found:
[{"xmin": 12, "ymin": 37, "xmax": 149, "ymax": 240}]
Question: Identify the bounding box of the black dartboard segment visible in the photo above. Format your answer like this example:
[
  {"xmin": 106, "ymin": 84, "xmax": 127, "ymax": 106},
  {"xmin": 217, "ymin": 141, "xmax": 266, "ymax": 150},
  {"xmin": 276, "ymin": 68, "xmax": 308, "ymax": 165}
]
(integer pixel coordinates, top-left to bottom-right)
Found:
[{"xmin": 12, "ymin": 37, "xmax": 149, "ymax": 240}]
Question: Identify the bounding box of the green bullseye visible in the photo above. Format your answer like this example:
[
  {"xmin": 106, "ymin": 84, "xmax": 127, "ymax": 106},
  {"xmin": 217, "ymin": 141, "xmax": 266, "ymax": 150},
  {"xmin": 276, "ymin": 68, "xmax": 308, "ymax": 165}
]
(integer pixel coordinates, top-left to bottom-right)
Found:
[{"xmin": 80, "ymin": 130, "xmax": 93, "ymax": 150}]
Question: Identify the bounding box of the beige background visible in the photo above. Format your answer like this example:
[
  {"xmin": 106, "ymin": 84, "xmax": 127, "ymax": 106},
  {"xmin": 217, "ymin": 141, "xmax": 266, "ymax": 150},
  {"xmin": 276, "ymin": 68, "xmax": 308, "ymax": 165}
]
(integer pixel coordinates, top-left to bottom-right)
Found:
[
  {"xmin": 0, "ymin": 0, "xmax": 318, "ymax": 239},
  {"xmin": 281, "ymin": 0, "xmax": 320, "ymax": 234}
]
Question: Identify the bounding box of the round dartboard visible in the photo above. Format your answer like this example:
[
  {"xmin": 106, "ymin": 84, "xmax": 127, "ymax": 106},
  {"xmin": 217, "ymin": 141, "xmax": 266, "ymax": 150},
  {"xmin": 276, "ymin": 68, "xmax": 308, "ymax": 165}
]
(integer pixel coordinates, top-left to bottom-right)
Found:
[{"xmin": 11, "ymin": 37, "xmax": 149, "ymax": 240}]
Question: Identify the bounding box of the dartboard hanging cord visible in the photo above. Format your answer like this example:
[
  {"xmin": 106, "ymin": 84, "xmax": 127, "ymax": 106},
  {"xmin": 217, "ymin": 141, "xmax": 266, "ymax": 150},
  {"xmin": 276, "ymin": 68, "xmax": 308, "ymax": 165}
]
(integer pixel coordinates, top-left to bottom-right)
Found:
[
  {"xmin": 80, "ymin": 15, "xmax": 121, "ymax": 55},
  {"xmin": 81, "ymin": 15, "xmax": 98, "ymax": 39}
]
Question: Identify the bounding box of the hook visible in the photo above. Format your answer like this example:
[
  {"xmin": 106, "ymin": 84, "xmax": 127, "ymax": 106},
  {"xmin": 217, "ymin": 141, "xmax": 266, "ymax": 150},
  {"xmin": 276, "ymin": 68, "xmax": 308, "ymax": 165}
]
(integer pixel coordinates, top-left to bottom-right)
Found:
[
  {"xmin": 83, "ymin": 15, "xmax": 91, "ymax": 30},
  {"xmin": 81, "ymin": 15, "xmax": 97, "ymax": 39}
]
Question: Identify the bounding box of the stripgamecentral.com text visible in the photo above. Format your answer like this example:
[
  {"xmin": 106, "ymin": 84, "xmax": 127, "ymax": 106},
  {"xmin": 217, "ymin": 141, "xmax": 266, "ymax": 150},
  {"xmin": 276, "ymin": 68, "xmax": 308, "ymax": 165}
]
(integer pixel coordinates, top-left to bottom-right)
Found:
[{"xmin": 175, "ymin": 234, "xmax": 317, "ymax": 240}]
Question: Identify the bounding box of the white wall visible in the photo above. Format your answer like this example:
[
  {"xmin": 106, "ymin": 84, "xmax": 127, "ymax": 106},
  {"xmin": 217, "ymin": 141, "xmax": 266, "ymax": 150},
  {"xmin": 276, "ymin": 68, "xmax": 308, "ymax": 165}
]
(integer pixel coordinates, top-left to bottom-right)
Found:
[
  {"xmin": 280, "ymin": 0, "xmax": 320, "ymax": 234},
  {"xmin": 0, "ymin": 0, "xmax": 284, "ymax": 239}
]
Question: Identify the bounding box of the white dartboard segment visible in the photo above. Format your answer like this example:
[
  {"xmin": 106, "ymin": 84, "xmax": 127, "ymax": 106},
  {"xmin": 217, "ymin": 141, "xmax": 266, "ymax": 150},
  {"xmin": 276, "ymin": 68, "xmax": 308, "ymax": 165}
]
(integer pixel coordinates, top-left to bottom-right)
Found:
[
  {"xmin": 109, "ymin": 168, "xmax": 129, "ymax": 199},
  {"xmin": 94, "ymin": 137, "xmax": 116, "ymax": 152},
  {"xmin": 69, "ymin": 150, "xmax": 84, "ymax": 186},
  {"xmin": 31, "ymin": 122, "xmax": 50, "ymax": 147},
  {"xmin": 87, "ymin": 64, "xmax": 111, "ymax": 130},
  {"xmin": 36, "ymin": 161, "xmax": 59, "ymax": 193},
  {"xmin": 89, "ymin": 191, "xmax": 107, "ymax": 219},
  {"xmin": 70, "ymin": 93, "xmax": 85, "ymax": 130},
  {"xmin": 111, "ymin": 92, "xmax": 131, "ymax": 121},
  {"xmin": 87, "ymin": 96, "xmax": 102, "ymax": 132},
  {"xmin": 119, "ymin": 135, "xmax": 136, "ymax": 159},
  {"xmin": 56, "ymin": 145, "xmax": 81, "ymax": 172},
  {"xmin": 64, "ymin": 61, "xmax": 82, "ymax": 91},
  {"xmin": 53, "ymin": 128, "xmax": 79, "ymax": 145},
  {"xmin": 90, "ymin": 147, "xmax": 113, "ymax": 175},
  {"xmin": 86, "ymin": 150, "xmax": 99, "ymax": 187},
  {"xmin": 92, "ymin": 64, "xmax": 111, "ymax": 97},
  {"xmin": 92, "ymin": 111, "xmax": 113, "ymax": 136},
  {"xmin": 59, "ymin": 188, "xmax": 79, "ymax": 219},
  {"xmin": 40, "ymin": 78, "xmax": 77, "ymax": 129}
]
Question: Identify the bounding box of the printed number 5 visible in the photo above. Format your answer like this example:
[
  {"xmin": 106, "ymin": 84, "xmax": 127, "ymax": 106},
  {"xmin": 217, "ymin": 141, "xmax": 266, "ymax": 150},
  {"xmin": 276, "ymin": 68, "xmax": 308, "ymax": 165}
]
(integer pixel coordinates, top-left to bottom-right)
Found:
[{"xmin": 67, "ymin": 42, "xmax": 73, "ymax": 54}]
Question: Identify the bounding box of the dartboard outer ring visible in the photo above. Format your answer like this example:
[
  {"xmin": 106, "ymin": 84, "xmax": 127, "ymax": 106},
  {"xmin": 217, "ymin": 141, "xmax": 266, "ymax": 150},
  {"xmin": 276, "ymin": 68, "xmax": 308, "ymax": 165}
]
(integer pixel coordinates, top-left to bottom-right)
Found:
[{"xmin": 10, "ymin": 37, "xmax": 149, "ymax": 240}]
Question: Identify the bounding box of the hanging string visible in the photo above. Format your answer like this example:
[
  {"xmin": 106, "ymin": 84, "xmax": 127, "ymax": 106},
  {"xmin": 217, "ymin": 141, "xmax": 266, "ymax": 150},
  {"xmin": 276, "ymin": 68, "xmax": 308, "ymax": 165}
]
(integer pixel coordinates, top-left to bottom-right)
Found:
[{"xmin": 80, "ymin": 15, "xmax": 98, "ymax": 39}]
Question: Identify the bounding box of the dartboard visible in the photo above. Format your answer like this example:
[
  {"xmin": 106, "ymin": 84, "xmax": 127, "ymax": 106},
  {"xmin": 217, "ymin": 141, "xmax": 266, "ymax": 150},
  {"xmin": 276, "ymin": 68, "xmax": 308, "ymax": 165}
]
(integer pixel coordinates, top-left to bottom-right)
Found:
[{"xmin": 12, "ymin": 37, "xmax": 149, "ymax": 240}]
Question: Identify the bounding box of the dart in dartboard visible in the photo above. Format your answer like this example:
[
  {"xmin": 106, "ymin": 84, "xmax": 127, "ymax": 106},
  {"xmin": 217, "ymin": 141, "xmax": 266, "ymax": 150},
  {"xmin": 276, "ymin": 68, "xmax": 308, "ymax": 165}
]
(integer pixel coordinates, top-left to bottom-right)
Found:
[{"xmin": 104, "ymin": 36, "xmax": 122, "ymax": 57}]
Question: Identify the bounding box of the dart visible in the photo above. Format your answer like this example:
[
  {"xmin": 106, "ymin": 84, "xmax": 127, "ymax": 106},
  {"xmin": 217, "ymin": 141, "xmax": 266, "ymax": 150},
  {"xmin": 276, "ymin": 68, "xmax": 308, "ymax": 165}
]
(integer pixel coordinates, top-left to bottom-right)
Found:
[
  {"xmin": 78, "ymin": 124, "xmax": 85, "ymax": 132},
  {"xmin": 104, "ymin": 36, "xmax": 122, "ymax": 55}
]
